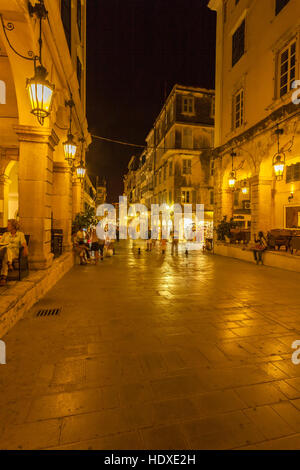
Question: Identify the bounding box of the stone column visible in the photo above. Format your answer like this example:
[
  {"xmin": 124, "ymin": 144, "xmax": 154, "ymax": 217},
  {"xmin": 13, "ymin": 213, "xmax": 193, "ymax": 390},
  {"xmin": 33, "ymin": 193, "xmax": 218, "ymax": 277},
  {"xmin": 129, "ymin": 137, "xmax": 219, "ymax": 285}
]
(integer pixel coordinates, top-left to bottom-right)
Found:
[
  {"xmin": 250, "ymin": 176, "xmax": 273, "ymax": 239},
  {"xmin": 15, "ymin": 125, "xmax": 59, "ymax": 270},
  {"xmin": 52, "ymin": 162, "xmax": 73, "ymax": 252},
  {"xmin": 0, "ymin": 175, "xmax": 10, "ymax": 227},
  {"xmin": 221, "ymin": 188, "xmax": 234, "ymax": 219},
  {"xmin": 72, "ymin": 178, "xmax": 83, "ymax": 219}
]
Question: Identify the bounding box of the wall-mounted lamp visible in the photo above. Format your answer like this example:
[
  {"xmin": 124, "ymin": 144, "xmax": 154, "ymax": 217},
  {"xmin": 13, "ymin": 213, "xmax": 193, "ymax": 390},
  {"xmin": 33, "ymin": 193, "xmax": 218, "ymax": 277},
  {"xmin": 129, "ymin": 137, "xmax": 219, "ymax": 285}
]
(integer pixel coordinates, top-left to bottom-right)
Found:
[
  {"xmin": 0, "ymin": 0, "xmax": 55, "ymax": 125},
  {"xmin": 241, "ymin": 181, "xmax": 248, "ymax": 195},
  {"xmin": 76, "ymin": 138, "xmax": 86, "ymax": 181},
  {"xmin": 273, "ymin": 125, "xmax": 285, "ymax": 181},
  {"xmin": 288, "ymin": 192, "xmax": 294, "ymax": 203},
  {"xmin": 63, "ymin": 98, "xmax": 77, "ymax": 165},
  {"xmin": 228, "ymin": 149, "xmax": 237, "ymax": 189}
]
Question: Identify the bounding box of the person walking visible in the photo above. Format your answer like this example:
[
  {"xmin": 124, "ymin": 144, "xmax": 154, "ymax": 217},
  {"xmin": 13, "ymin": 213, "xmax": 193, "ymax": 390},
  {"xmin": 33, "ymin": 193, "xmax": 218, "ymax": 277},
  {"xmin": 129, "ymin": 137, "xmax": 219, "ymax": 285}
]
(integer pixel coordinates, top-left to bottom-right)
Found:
[
  {"xmin": 161, "ymin": 237, "xmax": 167, "ymax": 255},
  {"xmin": 90, "ymin": 228, "xmax": 101, "ymax": 264},
  {"xmin": 146, "ymin": 229, "xmax": 152, "ymax": 252},
  {"xmin": 171, "ymin": 230, "xmax": 179, "ymax": 255},
  {"xmin": 252, "ymin": 231, "xmax": 268, "ymax": 265}
]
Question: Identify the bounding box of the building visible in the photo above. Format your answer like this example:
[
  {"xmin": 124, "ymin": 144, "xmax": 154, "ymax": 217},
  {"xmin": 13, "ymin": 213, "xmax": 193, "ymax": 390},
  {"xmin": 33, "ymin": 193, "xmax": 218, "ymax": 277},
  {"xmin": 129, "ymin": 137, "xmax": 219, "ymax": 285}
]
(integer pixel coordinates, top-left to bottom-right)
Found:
[
  {"xmin": 0, "ymin": 0, "xmax": 90, "ymax": 269},
  {"xmin": 83, "ymin": 175, "xmax": 96, "ymax": 213},
  {"xmin": 209, "ymin": 0, "xmax": 300, "ymax": 238},
  {"xmin": 124, "ymin": 84, "xmax": 215, "ymax": 236},
  {"xmin": 96, "ymin": 178, "xmax": 107, "ymax": 206}
]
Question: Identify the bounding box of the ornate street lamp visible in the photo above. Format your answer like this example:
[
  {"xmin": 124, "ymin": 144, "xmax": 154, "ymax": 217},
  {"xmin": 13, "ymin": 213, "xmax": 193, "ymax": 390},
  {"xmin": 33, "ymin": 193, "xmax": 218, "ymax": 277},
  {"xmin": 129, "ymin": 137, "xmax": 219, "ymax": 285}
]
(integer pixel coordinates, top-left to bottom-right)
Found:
[
  {"xmin": 76, "ymin": 138, "xmax": 86, "ymax": 181},
  {"xmin": 273, "ymin": 125, "xmax": 285, "ymax": 181},
  {"xmin": 27, "ymin": 0, "xmax": 55, "ymax": 125},
  {"xmin": 76, "ymin": 160, "xmax": 86, "ymax": 181},
  {"xmin": 27, "ymin": 64, "xmax": 55, "ymax": 126},
  {"xmin": 242, "ymin": 180, "xmax": 249, "ymax": 194},
  {"xmin": 0, "ymin": 0, "xmax": 55, "ymax": 125},
  {"xmin": 228, "ymin": 150, "xmax": 237, "ymax": 189},
  {"xmin": 63, "ymin": 98, "xmax": 77, "ymax": 165},
  {"xmin": 272, "ymin": 153, "xmax": 285, "ymax": 181}
]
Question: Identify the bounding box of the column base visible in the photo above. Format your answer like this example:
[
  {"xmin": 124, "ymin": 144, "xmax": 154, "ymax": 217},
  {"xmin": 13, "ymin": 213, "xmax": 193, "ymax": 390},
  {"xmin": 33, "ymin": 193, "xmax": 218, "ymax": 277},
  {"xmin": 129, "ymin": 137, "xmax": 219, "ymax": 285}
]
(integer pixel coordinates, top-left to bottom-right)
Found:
[{"xmin": 29, "ymin": 252, "xmax": 54, "ymax": 270}]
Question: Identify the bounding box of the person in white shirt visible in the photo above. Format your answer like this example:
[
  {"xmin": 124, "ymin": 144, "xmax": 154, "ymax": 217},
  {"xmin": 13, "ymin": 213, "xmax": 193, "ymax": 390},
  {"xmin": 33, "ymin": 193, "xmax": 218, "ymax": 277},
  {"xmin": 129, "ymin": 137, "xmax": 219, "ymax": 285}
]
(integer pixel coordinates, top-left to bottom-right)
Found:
[{"xmin": 0, "ymin": 219, "xmax": 28, "ymax": 285}]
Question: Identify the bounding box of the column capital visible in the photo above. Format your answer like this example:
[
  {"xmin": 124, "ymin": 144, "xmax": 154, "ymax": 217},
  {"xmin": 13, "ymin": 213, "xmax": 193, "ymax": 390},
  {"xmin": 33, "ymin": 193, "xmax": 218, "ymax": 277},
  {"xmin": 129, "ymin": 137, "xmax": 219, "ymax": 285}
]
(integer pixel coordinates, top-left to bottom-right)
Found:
[
  {"xmin": 250, "ymin": 175, "xmax": 272, "ymax": 186},
  {"xmin": 53, "ymin": 161, "xmax": 72, "ymax": 174},
  {"xmin": 13, "ymin": 125, "xmax": 60, "ymax": 151}
]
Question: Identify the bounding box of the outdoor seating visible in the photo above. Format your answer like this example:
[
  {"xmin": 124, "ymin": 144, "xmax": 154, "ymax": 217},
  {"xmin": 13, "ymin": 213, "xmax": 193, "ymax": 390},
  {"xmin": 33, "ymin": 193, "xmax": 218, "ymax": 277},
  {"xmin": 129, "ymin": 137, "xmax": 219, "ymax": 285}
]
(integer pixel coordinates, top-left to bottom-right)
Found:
[
  {"xmin": 0, "ymin": 233, "xmax": 30, "ymax": 281},
  {"xmin": 229, "ymin": 229, "xmax": 251, "ymax": 244},
  {"xmin": 290, "ymin": 235, "xmax": 300, "ymax": 254},
  {"xmin": 267, "ymin": 229, "xmax": 292, "ymax": 251}
]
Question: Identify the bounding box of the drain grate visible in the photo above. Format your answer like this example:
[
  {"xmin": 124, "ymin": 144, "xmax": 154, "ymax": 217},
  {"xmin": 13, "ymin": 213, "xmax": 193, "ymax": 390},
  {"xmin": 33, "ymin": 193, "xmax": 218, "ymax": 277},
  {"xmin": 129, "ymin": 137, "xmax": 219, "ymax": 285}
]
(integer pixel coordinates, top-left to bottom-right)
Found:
[{"xmin": 36, "ymin": 308, "xmax": 61, "ymax": 317}]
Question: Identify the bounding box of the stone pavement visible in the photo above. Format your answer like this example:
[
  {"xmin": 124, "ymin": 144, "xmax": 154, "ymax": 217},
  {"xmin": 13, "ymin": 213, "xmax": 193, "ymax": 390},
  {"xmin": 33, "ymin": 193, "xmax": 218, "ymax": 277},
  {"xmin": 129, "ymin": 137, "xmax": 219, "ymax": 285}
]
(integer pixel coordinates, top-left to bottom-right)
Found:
[{"xmin": 1, "ymin": 241, "xmax": 300, "ymax": 450}]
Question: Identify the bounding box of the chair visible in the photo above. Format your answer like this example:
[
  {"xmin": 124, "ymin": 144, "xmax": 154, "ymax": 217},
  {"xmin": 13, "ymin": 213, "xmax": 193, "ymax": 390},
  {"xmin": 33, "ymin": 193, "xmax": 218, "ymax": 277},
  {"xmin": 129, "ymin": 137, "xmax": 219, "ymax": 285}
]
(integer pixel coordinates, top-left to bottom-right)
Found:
[{"xmin": 8, "ymin": 234, "xmax": 30, "ymax": 281}]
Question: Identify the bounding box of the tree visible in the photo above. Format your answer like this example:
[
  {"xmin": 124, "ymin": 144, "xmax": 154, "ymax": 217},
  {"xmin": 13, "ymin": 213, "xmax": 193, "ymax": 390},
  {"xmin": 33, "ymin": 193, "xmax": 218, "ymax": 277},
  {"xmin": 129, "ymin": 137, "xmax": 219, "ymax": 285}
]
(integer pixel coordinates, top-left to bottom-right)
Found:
[{"xmin": 72, "ymin": 206, "xmax": 98, "ymax": 233}]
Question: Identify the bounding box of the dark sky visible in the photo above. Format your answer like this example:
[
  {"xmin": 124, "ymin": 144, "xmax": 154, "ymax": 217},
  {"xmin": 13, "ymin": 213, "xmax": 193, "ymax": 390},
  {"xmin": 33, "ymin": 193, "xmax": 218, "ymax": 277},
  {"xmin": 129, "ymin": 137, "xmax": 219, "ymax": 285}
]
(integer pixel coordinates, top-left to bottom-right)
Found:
[{"xmin": 86, "ymin": 0, "xmax": 216, "ymax": 202}]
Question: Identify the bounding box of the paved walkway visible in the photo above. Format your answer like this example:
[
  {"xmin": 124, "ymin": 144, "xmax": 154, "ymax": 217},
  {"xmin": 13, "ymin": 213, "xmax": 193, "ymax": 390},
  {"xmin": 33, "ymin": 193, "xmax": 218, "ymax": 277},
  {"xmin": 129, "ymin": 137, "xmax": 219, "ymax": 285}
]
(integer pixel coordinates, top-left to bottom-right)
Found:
[{"xmin": 1, "ymin": 241, "xmax": 300, "ymax": 450}]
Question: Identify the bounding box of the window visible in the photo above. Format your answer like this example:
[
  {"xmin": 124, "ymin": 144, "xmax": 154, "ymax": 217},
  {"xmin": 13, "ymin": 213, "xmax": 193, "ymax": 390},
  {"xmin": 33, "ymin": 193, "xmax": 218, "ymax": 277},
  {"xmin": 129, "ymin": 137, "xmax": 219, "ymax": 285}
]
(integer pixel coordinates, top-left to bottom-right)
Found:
[
  {"xmin": 286, "ymin": 163, "xmax": 300, "ymax": 183},
  {"xmin": 182, "ymin": 128, "xmax": 193, "ymax": 149},
  {"xmin": 210, "ymin": 191, "xmax": 214, "ymax": 205},
  {"xmin": 163, "ymin": 165, "xmax": 167, "ymax": 181},
  {"xmin": 170, "ymin": 102, "xmax": 174, "ymax": 121},
  {"xmin": 279, "ymin": 41, "xmax": 296, "ymax": 97},
  {"xmin": 61, "ymin": 0, "xmax": 71, "ymax": 50},
  {"xmin": 159, "ymin": 169, "xmax": 162, "ymax": 184},
  {"xmin": 77, "ymin": 0, "xmax": 82, "ymax": 39},
  {"xmin": 182, "ymin": 96, "xmax": 194, "ymax": 114},
  {"xmin": 210, "ymin": 159, "xmax": 215, "ymax": 176},
  {"xmin": 232, "ymin": 20, "xmax": 245, "ymax": 67},
  {"xmin": 0, "ymin": 80, "xmax": 6, "ymax": 104},
  {"xmin": 276, "ymin": 0, "xmax": 290, "ymax": 15},
  {"xmin": 77, "ymin": 57, "xmax": 82, "ymax": 96},
  {"xmin": 181, "ymin": 190, "xmax": 191, "ymax": 204},
  {"xmin": 233, "ymin": 89, "xmax": 244, "ymax": 129},
  {"xmin": 169, "ymin": 161, "xmax": 173, "ymax": 176},
  {"xmin": 286, "ymin": 206, "xmax": 300, "ymax": 229},
  {"xmin": 182, "ymin": 159, "xmax": 192, "ymax": 175}
]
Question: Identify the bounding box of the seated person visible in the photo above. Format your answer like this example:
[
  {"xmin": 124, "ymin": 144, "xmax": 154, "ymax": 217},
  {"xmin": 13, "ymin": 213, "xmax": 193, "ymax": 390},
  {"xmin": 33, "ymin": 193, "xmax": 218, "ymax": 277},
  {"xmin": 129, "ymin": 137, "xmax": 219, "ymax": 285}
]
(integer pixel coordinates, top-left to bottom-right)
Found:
[{"xmin": 0, "ymin": 219, "xmax": 28, "ymax": 285}]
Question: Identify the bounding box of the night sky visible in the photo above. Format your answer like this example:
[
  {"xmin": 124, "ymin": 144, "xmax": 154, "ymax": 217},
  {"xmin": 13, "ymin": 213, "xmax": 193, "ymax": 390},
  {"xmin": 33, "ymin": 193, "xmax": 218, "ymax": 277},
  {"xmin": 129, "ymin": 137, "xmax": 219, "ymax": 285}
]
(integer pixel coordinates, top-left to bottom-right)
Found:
[{"xmin": 86, "ymin": 0, "xmax": 216, "ymax": 202}]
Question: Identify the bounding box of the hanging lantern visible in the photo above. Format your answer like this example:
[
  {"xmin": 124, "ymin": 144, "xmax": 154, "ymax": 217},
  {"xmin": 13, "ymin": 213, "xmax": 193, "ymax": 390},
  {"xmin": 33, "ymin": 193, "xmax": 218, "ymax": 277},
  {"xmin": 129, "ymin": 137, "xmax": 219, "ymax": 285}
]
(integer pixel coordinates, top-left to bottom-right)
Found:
[
  {"xmin": 27, "ymin": 64, "xmax": 55, "ymax": 126},
  {"xmin": 228, "ymin": 149, "xmax": 237, "ymax": 188},
  {"xmin": 272, "ymin": 153, "xmax": 285, "ymax": 181},
  {"xmin": 228, "ymin": 170, "xmax": 236, "ymax": 188},
  {"xmin": 76, "ymin": 160, "xmax": 86, "ymax": 181},
  {"xmin": 63, "ymin": 132, "xmax": 77, "ymax": 165},
  {"xmin": 242, "ymin": 181, "xmax": 248, "ymax": 194}
]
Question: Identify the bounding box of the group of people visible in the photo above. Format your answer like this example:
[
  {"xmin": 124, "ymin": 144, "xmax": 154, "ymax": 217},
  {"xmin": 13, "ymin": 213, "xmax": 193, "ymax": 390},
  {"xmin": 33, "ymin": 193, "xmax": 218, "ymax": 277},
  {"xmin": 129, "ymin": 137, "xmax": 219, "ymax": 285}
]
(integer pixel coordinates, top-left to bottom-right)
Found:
[
  {"xmin": 73, "ymin": 227, "xmax": 115, "ymax": 265},
  {"xmin": 0, "ymin": 219, "xmax": 28, "ymax": 285},
  {"xmin": 145, "ymin": 230, "xmax": 180, "ymax": 255}
]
